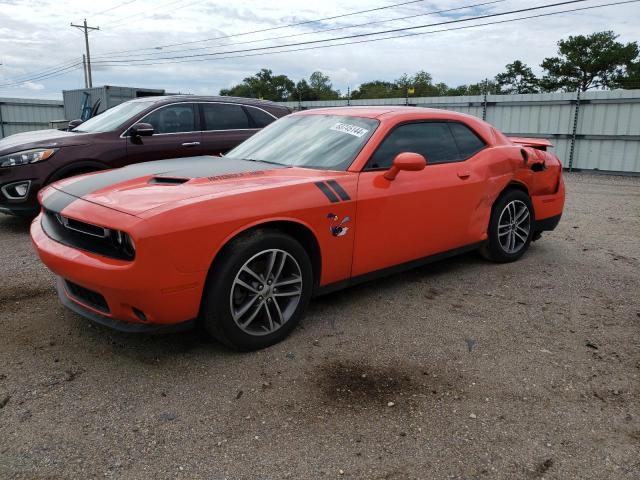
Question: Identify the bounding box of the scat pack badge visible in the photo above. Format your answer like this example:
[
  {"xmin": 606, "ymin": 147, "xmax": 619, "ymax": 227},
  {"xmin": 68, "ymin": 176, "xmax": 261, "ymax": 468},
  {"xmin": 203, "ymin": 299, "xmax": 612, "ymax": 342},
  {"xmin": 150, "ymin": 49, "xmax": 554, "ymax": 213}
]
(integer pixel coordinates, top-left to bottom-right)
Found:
[{"xmin": 327, "ymin": 213, "xmax": 351, "ymax": 237}]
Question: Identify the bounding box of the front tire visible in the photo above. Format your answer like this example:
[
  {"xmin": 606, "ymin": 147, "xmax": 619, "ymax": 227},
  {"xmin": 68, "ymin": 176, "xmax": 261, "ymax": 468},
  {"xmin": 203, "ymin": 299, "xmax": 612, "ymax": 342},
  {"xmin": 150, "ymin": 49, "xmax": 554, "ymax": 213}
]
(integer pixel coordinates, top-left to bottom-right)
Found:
[
  {"xmin": 480, "ymin": 189, "xmax": 533, "ymax": 263},
  {"xmin": 201, "ymin": 229, "xmax": 313, "ymax": 350}
]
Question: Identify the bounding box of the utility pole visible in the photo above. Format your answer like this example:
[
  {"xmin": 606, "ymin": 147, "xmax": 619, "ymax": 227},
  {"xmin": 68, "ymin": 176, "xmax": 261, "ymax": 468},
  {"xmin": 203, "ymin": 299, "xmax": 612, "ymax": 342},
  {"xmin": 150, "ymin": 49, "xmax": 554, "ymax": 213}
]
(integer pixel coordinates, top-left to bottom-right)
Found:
[
  {"xmin": 82, "ymin": 54, "xmax": 88, "ymax": 88},
  {"xmin": 71, "ymin": 19, "xmax": 99, "ymax": 88}
]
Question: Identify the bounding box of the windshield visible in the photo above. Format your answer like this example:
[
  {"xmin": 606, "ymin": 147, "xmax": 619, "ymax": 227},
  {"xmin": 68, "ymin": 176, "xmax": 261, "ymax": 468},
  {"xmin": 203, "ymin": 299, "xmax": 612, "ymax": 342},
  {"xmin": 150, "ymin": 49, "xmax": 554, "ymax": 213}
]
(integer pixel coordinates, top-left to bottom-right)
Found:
[
  {"xmin": 73, "ymin": 100, "xmax": 156, "ymax": 133},
  {"xmin": 226, "ymin": 114, "xmax": 379, "ymax": 170}
]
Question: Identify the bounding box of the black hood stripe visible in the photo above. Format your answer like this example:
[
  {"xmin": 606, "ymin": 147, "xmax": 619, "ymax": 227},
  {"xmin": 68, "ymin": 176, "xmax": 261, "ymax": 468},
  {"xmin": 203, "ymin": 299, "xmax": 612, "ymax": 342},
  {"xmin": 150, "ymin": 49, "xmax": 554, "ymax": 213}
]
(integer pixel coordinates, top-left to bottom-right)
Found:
[
  {"xmin": 58, "ymin": 156, "xmax": 286, "ymax": 200},
  {"xmin": 42, "ymin": 189, "xmax": 79, "ymax": 213}
]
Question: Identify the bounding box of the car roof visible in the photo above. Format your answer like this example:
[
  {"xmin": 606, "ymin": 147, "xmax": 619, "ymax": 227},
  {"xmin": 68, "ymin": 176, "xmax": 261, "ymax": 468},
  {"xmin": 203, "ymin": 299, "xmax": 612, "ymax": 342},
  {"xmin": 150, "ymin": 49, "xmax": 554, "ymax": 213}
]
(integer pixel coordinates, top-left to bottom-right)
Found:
[
  {"xmin": 128, "ymin": 95, "xmax": 287, "ymax": 109},
  {"xmin": 293, "ymin": 106, "xmax": 480, "ymax": 121}
]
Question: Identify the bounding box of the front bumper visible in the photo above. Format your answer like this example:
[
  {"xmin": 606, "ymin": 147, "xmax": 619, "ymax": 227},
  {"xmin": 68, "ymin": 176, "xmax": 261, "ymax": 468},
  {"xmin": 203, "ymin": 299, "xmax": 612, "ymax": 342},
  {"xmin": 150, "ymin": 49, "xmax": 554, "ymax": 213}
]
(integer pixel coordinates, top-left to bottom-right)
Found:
[{"xmin": 31, "ymin": 215, "xmax": 205, "ymax": 332}]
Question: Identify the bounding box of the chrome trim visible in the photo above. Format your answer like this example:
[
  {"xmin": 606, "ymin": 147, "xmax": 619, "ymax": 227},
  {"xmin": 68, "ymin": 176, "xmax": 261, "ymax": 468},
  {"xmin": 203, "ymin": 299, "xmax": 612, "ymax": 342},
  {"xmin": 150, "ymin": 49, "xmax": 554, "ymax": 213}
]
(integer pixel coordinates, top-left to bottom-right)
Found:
[
  {"xmin": 57, "ymin": 214, "xmax": 110, "ymax": 239},
  {"xmin": 119, "ymin": 101, "xmax": 277, "ymax": 138},
  {"xmin": 1, "ymin": 180, "xmax": 32, "ymax": 200}
]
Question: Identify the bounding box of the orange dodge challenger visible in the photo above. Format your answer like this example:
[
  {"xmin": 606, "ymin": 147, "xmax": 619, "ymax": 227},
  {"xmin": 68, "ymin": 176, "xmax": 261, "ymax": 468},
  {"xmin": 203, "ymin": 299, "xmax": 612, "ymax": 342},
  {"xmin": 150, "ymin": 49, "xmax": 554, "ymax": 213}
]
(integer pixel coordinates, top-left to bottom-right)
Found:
[{"xmin": 31, "ymin": 107, "xmax": 565, "ymax": 350}]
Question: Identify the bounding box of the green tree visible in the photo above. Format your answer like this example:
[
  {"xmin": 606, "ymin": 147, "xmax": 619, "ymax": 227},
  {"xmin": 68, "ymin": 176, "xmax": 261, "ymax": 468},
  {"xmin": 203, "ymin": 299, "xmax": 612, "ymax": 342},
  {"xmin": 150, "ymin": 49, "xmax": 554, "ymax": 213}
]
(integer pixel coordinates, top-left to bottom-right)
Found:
[
  {"xmin": 220, "ymin": 69, "xmax": 295, "ymax": 101},
  {"xmin": 495, "ymin": 60, "xmax": 539, "ymax": 94},
  {"xmin": 351, "ymin": 80, "xmax": 399, "ymax": 99},
  {"xmin": 308, "ymin": 71, "xmax": 341, "ymax": 100},
  {"xmin": 541, "ymin": 31, "xmax": 639, "ymax": 92},
  {"xmin": 614, "ymin": 58, "xmax": 640, "ymax": 89}
]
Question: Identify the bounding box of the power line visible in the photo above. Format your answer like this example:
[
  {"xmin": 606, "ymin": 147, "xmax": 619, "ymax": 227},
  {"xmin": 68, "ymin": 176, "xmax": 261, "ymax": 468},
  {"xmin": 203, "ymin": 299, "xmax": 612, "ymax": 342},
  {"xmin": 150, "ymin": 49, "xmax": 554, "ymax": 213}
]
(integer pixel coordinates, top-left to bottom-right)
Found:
[
  {"xmin": 93, "ymin": 0, "xmax": 438, "ymax": 56},
  {"xmin": 93, "ymin": 0, "xmax": 596, "ymax": 64},
  {"xmin": 0, "ymin": 62, "xmax": 83, "ymax": 88},
  {"xmin": 92, "ymin": 0, "xmax": 507, "ymax": 60},
  {"xmin": 0, "ymin": 58, "xmax": 81, "ymax": 82},
  {"xmin": 89, "ymin": 0, "xmax": 138, "ymax": 18},
  {"xmin": 93, "ymin": 0, "xmax": 639, "ymax": 68},
  {"xmin": 100, "ymin": 0, "xmax": 203, "ymax": 28}
]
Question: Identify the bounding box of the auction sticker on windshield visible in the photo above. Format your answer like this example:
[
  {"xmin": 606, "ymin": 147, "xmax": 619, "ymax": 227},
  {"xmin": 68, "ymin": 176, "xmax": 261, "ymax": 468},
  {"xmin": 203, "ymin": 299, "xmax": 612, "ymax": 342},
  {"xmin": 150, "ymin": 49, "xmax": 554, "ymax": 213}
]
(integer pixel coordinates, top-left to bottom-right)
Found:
[{"xmin": 330, "ymin": 122, "xmax": 369, "ymax": 138}]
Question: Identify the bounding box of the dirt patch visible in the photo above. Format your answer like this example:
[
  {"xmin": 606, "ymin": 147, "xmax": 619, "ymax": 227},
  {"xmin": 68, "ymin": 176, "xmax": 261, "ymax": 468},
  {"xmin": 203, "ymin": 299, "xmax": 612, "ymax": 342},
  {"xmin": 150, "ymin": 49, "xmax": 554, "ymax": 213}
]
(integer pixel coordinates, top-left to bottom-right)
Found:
[
  {"xmin": 312, "ymin": 359, "xmax": 457, "ymax": 409},
  {"xmin": 0, "ymin": 285, "xmax": 53, "ymax": 308}
]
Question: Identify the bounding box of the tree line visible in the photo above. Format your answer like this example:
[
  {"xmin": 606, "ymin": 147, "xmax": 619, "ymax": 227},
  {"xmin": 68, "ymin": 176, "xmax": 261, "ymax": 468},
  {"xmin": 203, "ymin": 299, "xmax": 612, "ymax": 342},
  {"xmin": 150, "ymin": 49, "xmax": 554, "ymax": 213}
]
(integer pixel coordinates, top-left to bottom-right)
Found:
[{"xmin": 219, "ymin": 31, "xmax": 640, "ymax": 101}]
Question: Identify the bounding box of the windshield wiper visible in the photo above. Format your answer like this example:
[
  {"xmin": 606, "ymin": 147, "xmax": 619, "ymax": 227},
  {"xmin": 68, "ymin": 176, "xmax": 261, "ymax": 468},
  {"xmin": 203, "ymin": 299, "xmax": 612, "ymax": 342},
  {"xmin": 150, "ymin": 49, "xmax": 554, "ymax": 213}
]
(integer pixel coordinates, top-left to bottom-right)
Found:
[{"xmin": 242, "ymin": 158, "xmax": 288, "ymax": 167}]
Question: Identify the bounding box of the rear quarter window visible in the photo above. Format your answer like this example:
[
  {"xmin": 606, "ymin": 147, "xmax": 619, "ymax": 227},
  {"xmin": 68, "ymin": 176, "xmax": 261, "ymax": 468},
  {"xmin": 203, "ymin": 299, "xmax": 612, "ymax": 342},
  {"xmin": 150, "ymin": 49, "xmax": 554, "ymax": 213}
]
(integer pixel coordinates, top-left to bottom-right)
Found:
[
  {"xmin": 246, "ymin": 107, "xmax": 277, "ymax": 128},
  {"xmin": 449, "ymin": 122, "xmax": 486, "ymax": 158}
]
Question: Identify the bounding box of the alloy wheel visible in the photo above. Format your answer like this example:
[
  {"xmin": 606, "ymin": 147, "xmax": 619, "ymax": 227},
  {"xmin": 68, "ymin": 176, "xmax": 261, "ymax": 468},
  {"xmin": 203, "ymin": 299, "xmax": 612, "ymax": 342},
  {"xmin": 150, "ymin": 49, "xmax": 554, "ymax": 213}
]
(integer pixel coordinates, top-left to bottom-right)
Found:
[
  {"xmin": 229, "ymin": 249, "xmax": 303, "ymax": 336},
  {"xmin": 497, "ymin": 200, "xmax": 531, "ymax": 254}
]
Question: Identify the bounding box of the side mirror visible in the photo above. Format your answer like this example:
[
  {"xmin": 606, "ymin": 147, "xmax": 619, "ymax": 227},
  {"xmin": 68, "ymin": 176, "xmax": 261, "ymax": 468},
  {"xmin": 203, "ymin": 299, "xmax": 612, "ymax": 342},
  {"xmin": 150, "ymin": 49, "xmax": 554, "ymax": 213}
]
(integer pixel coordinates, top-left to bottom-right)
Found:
[
  {"xmin": 384, "ymin": 152, "xmax": 427, "ymax": 180},
  {"xmin": 129, "ymin": 123, "xmax": 154, "ymax": 137},
  {"xmin": 68, "ymin": 119, "xmax": 84, "ymax": 130}
]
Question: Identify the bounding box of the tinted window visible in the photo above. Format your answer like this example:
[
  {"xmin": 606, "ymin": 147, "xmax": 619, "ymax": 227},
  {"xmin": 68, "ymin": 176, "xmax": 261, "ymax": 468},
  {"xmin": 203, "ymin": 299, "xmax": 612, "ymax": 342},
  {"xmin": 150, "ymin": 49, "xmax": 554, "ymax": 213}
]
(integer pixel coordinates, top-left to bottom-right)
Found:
[
  {"xmin": 246, "ymin": 107, "xmax": 277, "ymax": 128},
  {"xmin": 202, "ymin": 103, "xmax": 249, "ymax": 130},
  {"xmin": 368, "ymin": 122, "xmax": 460, "ymax": 169},
  {"xmin": 141, "ymin": 104, "xmax": 196, "ymax": 134},
  {"xmin": 449, "ymin": 122, "xmax": 485, "ymax": 158}
]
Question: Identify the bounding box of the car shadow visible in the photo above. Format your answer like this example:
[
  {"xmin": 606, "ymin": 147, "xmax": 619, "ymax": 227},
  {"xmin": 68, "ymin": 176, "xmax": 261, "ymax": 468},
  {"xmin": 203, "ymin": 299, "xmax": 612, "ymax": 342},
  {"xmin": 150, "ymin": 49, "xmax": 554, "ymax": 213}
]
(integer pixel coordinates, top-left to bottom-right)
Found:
[{"xmin": 0, "ymin": 214, "xmax": 33, "ymax": 233}]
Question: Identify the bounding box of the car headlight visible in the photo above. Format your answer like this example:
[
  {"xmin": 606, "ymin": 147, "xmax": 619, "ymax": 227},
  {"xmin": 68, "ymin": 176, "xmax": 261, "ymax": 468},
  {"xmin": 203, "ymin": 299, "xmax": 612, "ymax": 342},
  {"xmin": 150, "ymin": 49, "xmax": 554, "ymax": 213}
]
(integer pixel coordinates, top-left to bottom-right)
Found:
[{"xmin": 0, "ymin": 148, "xmax": 58, "ymax": 168}]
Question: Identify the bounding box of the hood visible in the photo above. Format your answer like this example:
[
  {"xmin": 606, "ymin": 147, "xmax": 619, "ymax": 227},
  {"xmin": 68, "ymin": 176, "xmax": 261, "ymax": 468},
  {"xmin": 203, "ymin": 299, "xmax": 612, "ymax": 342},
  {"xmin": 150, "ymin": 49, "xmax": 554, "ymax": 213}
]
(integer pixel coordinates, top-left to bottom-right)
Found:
[
  {"xmin": 46, "ymin": 155, "xmax": 313, "ymax": 216},
  {"xmin": 0, "ymin": 129, "xmax": 92, "ymax": 154}
]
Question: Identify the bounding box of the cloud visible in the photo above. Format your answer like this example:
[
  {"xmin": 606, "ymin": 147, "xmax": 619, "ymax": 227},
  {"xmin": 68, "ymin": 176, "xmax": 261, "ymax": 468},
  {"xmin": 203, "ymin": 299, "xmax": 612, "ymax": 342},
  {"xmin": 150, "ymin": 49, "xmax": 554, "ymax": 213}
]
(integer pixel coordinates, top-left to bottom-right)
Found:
[
  {"xmin": 23, "ymin": 81, "xmax": 45, "ymax": 90},
  {"xmin": 0, "ymin": 0, "xmax": 637, "ymax": 99}
]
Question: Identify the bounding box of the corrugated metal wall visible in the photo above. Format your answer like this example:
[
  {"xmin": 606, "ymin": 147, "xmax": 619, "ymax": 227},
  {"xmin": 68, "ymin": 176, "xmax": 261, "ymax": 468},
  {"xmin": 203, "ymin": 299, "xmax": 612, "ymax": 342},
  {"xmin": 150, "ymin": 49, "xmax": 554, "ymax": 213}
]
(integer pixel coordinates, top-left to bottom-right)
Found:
[
  {"xmin": 0, "ymin": 97, "xmax": 64, "ymax": 138},
  {"xmin": 63, "ymin": 86, "xmax": 165, "ymax": 121},
  {"xmin": 282, "ymin": 89, "xmax": 640, "ymax": 173}
]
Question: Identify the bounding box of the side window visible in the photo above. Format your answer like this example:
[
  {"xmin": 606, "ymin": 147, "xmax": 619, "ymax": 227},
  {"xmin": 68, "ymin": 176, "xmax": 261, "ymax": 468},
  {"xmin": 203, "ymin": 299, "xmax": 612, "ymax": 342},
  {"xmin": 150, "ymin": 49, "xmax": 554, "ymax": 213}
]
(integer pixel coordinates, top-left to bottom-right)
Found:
[
  {"xmin": 202, "ymin": 103, "xmax": 250, "ymax": 130},
  {"xmin": 367, "ymin": 122, "xmax": 460, "ymax": 169},
  {"xmin": 449, "ymin": 122, "xmax": 486, "ymax": 158},
  {"xmin": 140, "ymin": 104, "xmax": 196, "ymax": 134},
  {"xmin": 245, "ymin": 107, "xmax": 277, "ymax": 128}
]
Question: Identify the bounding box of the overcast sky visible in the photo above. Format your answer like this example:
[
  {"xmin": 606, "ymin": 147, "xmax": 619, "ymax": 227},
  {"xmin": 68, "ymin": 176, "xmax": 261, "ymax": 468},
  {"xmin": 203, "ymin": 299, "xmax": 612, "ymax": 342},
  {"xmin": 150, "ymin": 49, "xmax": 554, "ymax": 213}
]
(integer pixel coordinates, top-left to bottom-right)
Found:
[{"xmin": 0, "ymin": 0, "xmax": 638, "ymax": 99}]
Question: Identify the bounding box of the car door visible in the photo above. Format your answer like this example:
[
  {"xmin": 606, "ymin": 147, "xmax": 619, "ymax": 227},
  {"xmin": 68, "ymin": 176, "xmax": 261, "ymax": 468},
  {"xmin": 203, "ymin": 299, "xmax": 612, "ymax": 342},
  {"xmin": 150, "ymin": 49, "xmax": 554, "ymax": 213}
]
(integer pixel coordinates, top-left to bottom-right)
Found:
[
  {"xmin": 124, "ymin": 103, "xmax": 203, "ymax": 164},
  {"xmin": 199, "ymin": 103, "xmax": 265, "ymax": 156},
  {"xmin": 352, "ymin": 121, "xmax": 487, "ymax": 277}
]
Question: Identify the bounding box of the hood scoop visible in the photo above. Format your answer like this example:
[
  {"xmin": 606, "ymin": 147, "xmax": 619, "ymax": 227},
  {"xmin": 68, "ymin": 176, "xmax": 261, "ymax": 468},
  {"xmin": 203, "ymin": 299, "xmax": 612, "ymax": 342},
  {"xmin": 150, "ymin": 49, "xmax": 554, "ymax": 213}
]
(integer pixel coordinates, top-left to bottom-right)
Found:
[{"xmin": 148, "ymin": 176, "xmax": 190, "ymax": 185}]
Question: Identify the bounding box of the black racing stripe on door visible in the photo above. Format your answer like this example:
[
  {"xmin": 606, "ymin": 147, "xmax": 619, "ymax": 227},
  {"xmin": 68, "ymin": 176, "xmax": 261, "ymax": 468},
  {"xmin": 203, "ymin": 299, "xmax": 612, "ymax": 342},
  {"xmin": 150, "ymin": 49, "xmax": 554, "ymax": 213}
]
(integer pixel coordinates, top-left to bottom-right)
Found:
[
  {"xmin": 326, "ymin": 179, "xmax": 350, "ymax": 201},
  {"xmin": 314, "ymin": 181, "xmax": 339, "ymax": 203},
  {"xmin": 41, "ymin": 188, "xmax": 80, "ymax": 213},
  {"xmin": 59, "ymin": 156, "xmax": 286, "ymax": 199}
]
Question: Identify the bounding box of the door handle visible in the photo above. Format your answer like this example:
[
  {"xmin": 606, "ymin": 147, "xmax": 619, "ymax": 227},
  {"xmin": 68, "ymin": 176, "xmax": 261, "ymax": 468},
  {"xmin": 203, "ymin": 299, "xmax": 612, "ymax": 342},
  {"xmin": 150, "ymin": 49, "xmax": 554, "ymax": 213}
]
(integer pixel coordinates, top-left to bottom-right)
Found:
[
  {"xmin": 457, "ymin": 171, "xmax": 471, "ymax": 179},
  {"xmin": 182, "ymin": 142, "xmax": 200, "ymax": 147}
]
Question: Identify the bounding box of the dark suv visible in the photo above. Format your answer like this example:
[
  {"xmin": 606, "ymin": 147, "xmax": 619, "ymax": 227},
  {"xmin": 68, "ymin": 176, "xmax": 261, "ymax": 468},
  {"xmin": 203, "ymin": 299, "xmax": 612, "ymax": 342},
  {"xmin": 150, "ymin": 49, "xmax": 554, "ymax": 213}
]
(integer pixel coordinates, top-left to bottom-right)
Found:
[{"xmin": 0, "ymin": 95, "xmax": 290, "ymax": 216}]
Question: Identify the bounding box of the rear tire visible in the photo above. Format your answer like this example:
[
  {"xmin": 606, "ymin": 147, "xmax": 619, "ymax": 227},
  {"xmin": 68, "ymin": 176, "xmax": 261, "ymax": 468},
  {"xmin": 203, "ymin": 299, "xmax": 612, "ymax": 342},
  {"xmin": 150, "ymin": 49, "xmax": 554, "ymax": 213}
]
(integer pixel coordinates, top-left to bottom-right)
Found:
[
  {"xmin": 480, "ymin": 189, "xmax": 534, "ymax": 263},
  {"xmin": 201, "ymin": 229, "xmax": 313, "ymax": 351}
]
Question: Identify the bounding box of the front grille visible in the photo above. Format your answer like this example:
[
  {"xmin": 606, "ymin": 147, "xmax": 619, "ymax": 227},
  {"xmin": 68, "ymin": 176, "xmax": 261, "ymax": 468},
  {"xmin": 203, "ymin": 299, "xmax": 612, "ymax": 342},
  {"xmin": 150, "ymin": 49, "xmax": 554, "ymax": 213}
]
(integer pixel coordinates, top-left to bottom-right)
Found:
[
  {"xmin": 41, "ymin": 210, "xmax": 134, "ymax": 261},
  {"xmin": 65, "ymin": 280, "xmax": 110, "ymax": 314}
]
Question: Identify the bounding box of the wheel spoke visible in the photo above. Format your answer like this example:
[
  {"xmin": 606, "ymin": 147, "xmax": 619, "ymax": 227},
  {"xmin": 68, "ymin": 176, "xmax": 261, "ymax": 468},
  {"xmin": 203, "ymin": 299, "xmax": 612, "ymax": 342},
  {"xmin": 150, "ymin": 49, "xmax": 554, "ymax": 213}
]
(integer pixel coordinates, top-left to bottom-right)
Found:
[
  {"xmin": 274, "ymin": 287, "xmax": 302, "ymax": 298},
  {"xmin": 265, "ymin": 251, "xmax": 277, "ymax": 281},
  {"xmin": 272, "ymin": 252, "xmax": 287, "ymax": 283},
  {"xmin": 272, "ymin": 298, "xmax": 284, "ymax": 326},
  {"xmin": 515, "ymin": 206, "xmax": 528, "ymax": 222},
  {"xmin": 263, "ymin": 302, "xmax": 274, "ymax": 331},
  {"xmin": 516, "ymin": 225, "xmax": 529, "ymax": 236},
  {"xmin": 240, "ymin": 300, "xmax": 265, "ymax": 327},
  {"xmin": 242, "ymin": 266, "xmax": 263, "ymax": 283},
  {"xmin": 274, "ymin": 275, "xmax": 302, "ymax": 287},
  {"xmin": 235, "ymin": 278, "xmax": 258, "ymax": 294},
  {"xmin": 233, "ymin": 294, "xmax": 260, "ymax": 320},
  {"xmin": 514, "ymin": 230, "xmax": 527, "ymax": 242}
]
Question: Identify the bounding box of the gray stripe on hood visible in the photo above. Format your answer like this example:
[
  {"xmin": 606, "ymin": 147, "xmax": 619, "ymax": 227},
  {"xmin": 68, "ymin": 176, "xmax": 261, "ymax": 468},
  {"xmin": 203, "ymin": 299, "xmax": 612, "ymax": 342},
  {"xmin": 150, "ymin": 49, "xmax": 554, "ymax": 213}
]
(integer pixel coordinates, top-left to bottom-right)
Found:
[{"xmin": 57, "ymin": 156, "xmax": 286, "ymax": 200}]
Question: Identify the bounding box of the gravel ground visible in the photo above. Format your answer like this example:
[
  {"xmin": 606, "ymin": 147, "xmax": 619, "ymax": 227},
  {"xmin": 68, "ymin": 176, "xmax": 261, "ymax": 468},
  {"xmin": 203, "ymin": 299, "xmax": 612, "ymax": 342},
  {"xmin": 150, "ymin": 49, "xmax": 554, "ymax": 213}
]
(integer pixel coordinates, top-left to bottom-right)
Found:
[{"xmin": 0, "ymin": 172, "xmax": 638, "ymax": 479}]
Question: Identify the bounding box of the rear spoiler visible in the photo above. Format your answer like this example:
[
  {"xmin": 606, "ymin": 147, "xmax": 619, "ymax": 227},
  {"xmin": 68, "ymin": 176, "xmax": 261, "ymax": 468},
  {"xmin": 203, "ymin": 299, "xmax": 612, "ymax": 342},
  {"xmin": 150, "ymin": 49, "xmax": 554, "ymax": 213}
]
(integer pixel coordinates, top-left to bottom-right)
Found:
[{"xmin": 508, "ymin": 137, "xmax": 553, "ymax": 151}]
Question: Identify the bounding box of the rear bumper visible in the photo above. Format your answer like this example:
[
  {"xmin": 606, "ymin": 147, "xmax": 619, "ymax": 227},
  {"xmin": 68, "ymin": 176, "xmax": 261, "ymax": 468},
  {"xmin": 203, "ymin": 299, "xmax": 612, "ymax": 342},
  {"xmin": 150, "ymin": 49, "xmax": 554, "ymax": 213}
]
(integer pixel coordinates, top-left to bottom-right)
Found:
[
  {"xmin": 531, "ymin": 175, "xmax": 565, "ymax": 231},
  {"xmin": 31, "ymin": 215, "xmax": 205, "ymax": 332},
  {"xmin": 534, "ymin": 214, "xmax": 561, "ymax": 232}
]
